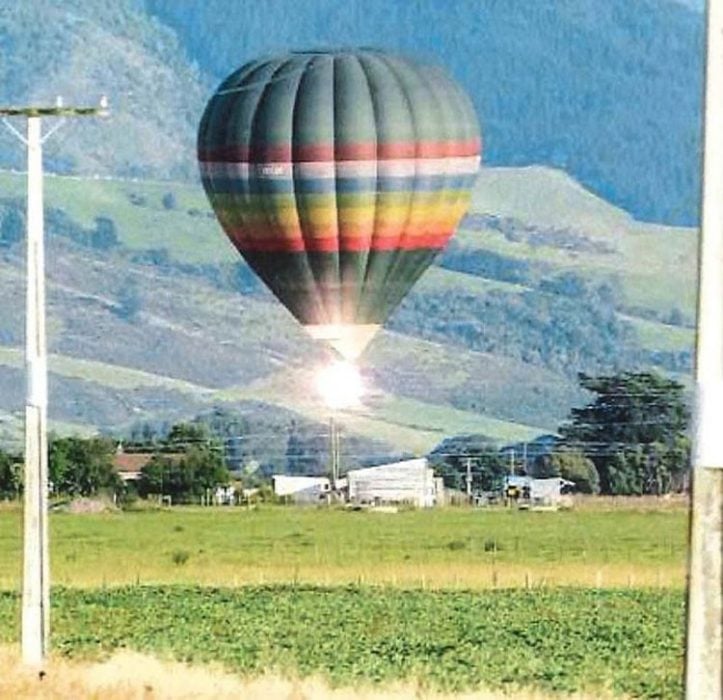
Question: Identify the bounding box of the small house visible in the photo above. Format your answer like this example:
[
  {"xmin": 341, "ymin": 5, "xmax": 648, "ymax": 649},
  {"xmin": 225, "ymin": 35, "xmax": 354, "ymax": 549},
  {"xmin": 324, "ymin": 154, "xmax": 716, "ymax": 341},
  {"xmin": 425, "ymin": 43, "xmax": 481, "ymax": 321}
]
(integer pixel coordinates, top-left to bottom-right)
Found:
[
  {"xmin": 113, "ymin": 452, "xmax": 152, "ymax": 483},
  {"xmin": 112, "ymin": 450, "xmax": 184, "ymax": 483}
]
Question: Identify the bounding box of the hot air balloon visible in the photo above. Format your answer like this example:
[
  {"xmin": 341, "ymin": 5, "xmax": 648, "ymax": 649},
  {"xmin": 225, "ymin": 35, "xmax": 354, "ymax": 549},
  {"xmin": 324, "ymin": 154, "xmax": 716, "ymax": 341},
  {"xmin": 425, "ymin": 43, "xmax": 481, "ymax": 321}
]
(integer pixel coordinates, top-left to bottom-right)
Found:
[{"xmin": 198, "ymin": 48, "xmax": 481, "ymax": 360}]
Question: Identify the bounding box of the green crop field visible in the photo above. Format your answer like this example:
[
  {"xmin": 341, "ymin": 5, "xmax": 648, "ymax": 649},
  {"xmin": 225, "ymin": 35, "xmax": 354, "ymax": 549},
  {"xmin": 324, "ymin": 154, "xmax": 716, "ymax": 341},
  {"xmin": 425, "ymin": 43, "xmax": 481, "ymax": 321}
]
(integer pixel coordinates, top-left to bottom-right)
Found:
[
  {"xmin": 0, "ymin": 586, "xmax": 685, "ymax": 699},
  {"xmin": 0, "ymin": 503, "xmax": 687, "ymax": 590}
]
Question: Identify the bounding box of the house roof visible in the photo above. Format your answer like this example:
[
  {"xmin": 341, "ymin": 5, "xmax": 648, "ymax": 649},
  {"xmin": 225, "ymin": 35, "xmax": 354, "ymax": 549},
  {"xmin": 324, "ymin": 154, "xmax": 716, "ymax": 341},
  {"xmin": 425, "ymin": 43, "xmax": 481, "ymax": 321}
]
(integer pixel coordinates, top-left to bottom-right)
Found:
[{"xmin": 113, "ymin": 452, "xmax": 184, "ymax": 474}]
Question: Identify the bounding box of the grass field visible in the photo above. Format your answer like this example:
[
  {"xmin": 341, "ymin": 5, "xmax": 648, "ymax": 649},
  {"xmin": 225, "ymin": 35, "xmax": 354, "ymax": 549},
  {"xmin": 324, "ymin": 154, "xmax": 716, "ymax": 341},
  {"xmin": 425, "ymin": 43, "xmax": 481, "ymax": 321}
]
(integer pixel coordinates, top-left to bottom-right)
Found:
[{"xmin": 0, "ymin": 502, "xmax": 688, "ymax": 590}]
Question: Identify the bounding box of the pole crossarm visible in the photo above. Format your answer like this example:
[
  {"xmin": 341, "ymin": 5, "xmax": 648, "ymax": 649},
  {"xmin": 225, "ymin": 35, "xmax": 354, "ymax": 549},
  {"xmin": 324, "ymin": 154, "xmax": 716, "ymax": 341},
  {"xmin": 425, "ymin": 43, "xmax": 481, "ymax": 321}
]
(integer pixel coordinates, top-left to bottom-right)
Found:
[
  {"xmin": 1, "ymin": 117, "xmax": 28, "ymax": 144},
  {"xmin": 0, "ymin": 106, "xmax": 108, "ymax": 117},
  {"xmin": 40, "ymin": 119, "xmax": 67, "ymax": 144}
]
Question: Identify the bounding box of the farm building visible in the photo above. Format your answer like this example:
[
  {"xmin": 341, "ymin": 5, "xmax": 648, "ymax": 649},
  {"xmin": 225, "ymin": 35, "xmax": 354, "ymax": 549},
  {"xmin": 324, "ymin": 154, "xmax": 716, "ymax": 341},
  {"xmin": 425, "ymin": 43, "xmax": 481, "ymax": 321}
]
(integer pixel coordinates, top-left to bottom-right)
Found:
[
  {"xmin": 504, "ymin": 475, "xmax": 575, "ymax": 508},
  {"xmin": 346, "ymin": 458, "xmax": 441, "ymax": 508},
  {"xmin": 272, "ymin": 475, "xmax": 332, "ymax": 504}
]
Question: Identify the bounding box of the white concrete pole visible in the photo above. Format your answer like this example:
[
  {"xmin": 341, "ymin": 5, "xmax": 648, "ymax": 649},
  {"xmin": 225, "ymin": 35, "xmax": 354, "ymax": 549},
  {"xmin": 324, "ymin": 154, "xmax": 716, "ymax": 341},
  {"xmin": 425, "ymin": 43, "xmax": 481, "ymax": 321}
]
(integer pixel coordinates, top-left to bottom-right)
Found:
[
  {"xmin": 0, "ymin": 98, "xmax": 107, "ymax": 671},
  {"xmin": 685, "ymin": 1, "xmax": 723, "ymax": 696},
  {"xmin": 465, "ymin": 458, "xmax": 472, "ymax": 501},
  {"xmin": 22, "ymin": 116, "xmax": 49, "ymax": 668},
  {"xmin": 329, "ymin": 415, "xmax": 339, "ymax": 491}
]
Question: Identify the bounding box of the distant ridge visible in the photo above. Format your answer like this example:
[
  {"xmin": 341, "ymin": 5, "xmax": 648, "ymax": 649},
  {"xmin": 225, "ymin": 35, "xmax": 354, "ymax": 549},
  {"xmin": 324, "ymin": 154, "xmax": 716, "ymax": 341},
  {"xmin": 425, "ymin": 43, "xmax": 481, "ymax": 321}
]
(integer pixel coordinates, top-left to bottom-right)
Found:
[
  {"xmin": 0, "ymin": 0, "xmax": 704, "ymax": 225},
  {"xmin": 147, "ymin": 0, "xmax": 704, "ymax": 226}
]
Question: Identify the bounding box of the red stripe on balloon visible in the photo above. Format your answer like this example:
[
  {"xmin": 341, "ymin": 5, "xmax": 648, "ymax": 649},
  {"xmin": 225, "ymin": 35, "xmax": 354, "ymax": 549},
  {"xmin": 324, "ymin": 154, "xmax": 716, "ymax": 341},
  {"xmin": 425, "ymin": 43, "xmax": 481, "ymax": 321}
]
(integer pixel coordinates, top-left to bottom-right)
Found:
[{"xmin": 198, "ymin": 139, "xmax": 481, "ymax": 163}]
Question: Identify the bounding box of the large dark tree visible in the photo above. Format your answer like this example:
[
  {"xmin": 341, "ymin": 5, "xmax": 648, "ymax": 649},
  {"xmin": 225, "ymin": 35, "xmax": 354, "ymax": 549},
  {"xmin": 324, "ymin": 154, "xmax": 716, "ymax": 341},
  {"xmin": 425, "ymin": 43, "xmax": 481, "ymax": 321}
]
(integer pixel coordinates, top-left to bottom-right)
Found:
[{"xmin": 559, "ymin": 372, "xmax": 690, "ymax": 495}]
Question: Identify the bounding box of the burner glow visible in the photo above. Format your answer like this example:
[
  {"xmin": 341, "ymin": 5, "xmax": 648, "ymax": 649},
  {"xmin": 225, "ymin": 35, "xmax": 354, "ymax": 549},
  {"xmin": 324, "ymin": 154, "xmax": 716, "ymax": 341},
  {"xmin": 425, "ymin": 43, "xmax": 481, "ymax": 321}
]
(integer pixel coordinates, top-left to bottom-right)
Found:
[{"xmin": 315, "ymin": 361, "xmax": 364, "ymax": 410}]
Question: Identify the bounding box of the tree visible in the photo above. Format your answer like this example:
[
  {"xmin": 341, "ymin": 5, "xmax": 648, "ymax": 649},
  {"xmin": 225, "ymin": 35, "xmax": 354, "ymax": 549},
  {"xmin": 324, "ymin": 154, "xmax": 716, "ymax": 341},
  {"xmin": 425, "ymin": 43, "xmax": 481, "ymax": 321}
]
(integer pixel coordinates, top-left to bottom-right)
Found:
[
  {"xmin": 137, "ymin": 454, "xmax": 173, "ymax": 497},
  {"xmin": 0, "ymin": 205, "xmax": 25, "ymax": 246},
  {"xmin": 91, "ymin": 216, "xmax": 119, "ymax": 250},
  {"xmin": 0, "ymin": 449, "xmax": 22, "ymax": 499},
  {"xmin": 48, "ymin": 437, "xmax": 121, "ymax": 497},
  {"xmin": 116, "ymin": 278, "xmax": 141, "ymax": 322},
  {"xmin": 559, "ymin": 372, "xmax": 690, "ymax": 495},
  {"xmin": 137, "ymin": 446, "xmax": 229, "ymax": 503},
  {"xmin": 181, "ymin": 445, "xmax": 229, "ymax": 493},
  {"xmin": 167, "ymin": 421, "xmax": 209, "ymax": 446},
  {"xmin": 161, "ymin": 192, "xmax": 177, "ymax": 210}
]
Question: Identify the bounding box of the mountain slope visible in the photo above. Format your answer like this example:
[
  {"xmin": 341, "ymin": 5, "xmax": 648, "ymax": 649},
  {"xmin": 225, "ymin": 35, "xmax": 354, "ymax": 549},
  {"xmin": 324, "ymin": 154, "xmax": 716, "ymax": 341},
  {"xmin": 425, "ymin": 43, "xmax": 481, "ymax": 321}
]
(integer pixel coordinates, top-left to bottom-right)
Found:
[
  {"xmin": 0, "ymin": 0, "xmax": 207, "ymax": 179},
  {"xmin": 0, "ymin": 0, "xmax": 704, "ymax": 224},
  {"xmin": 146, "ymin": 0, "xmax": 704, "ymax": 225}
]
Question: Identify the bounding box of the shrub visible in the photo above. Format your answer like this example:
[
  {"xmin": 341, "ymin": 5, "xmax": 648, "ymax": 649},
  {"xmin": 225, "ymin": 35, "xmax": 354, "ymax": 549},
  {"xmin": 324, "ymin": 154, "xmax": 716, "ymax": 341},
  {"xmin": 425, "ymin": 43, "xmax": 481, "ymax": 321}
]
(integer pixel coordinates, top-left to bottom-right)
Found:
[
  {"xmin": 171, "ymin": 550, "xmax": 190, "ymax": 566},
  {"xmin": 91, "ymin": 216, "xmax": 119, "ymax": 250},
  {"xmin": 115, "ymin": 279, "xmax": 142, "ymax": 322},
  {"xmin": 162, "ymin": 192, "xmax": 177, "ymax": 210}
]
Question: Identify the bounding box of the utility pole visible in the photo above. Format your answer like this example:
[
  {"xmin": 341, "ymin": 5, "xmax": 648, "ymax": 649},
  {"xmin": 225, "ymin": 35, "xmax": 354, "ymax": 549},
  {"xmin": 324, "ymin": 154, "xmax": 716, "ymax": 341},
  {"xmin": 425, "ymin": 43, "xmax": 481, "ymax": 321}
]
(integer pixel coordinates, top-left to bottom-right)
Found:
[
  {"xmin": 0, "ymin": 97, "xmax": 108, "ymax": 669},
  {"xmin": 465, "ymin": 458, "xmax": 472, "ymax": 502},
  {"xmin": 685, "ymin": 1, "xmax": 723, "ymax": 697},
  {"xmin": 329, "ymin": 415, "xmax": 340, "ymax": 492}
]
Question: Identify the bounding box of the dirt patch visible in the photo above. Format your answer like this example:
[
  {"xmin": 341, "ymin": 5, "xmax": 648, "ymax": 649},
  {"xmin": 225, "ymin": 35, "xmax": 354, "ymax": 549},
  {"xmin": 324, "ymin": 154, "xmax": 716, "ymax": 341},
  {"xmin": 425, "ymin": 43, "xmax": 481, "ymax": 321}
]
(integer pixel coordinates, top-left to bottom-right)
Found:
[
  {"xmin": 66, "ymin": 498, "xmax": 118, "ymax": 515},
  {"xmin": 0, "ymin": 647, "xmax": 618, "ymax": 700}
]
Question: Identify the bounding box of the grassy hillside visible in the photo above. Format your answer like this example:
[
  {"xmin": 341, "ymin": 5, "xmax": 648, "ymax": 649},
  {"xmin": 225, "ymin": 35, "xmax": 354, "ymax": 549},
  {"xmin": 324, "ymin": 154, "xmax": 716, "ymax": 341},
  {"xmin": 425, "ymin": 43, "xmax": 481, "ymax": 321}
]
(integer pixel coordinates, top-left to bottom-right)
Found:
[
  {"xmin": 464, "ymin": 167, "xmax": 698, "ymax": 315},
  {"xmin": 0, "ymin": 166, "xmax": 697, "ymax": 459},
  {"xmin": 0, "ymin": 165, "xmax": 698, "ymax": 316}
]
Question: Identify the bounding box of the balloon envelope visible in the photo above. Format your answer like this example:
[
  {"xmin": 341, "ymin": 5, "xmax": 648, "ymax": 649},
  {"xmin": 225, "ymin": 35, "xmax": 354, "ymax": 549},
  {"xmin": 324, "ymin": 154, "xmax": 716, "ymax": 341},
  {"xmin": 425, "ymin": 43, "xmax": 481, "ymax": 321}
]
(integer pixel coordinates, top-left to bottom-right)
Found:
[{"xmin": 198, "ymin": 48, "xmax": 481, "ymax": 359}]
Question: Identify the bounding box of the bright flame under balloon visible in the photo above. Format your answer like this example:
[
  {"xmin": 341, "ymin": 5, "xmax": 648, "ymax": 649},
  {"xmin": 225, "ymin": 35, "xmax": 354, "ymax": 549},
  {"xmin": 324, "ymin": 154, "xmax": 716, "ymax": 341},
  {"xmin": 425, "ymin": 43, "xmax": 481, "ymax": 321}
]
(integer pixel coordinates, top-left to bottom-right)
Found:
[{"xmin": 315, "ymin": 361, "xmax": 364, "ymax": 410}]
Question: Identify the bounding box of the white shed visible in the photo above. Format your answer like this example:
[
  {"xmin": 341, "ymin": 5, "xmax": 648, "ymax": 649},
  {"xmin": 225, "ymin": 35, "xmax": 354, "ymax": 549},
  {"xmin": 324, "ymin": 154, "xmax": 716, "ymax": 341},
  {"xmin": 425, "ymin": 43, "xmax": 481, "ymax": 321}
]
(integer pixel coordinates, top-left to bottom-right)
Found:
[
  {"xmin": 272, "ymin": 475, "xmax": 331, "ymax": 504},
  {"xmin": 346, "ymin": 458, "xmax": 438, "ymax": 508},
  {"xmin": 505, "ymin": 475, "xmax": 575, "ymax": 508}
]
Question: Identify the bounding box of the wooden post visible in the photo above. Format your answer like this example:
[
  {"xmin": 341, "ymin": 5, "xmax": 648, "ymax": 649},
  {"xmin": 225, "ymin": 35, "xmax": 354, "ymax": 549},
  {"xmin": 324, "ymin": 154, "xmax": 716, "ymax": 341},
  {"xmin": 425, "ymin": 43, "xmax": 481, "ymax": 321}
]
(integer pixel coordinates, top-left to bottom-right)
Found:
[{"xmin": 685, "ymin": 2, "xmax": 723, "ymax": 696}]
